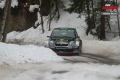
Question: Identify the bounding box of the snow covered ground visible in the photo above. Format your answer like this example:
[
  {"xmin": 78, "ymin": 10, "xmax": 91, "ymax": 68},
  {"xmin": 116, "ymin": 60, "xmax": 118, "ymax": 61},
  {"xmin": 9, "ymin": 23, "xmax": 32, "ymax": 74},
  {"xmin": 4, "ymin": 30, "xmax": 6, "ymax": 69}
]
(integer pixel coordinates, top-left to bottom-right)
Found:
[
  {"xmin": 0, "ymin": 41, "xmax": 120, "ymax": 80},
  {"xmin": 1, "ymin": 40, "xmax": 120, "ymax": 66},
  {"xmin": 82, "ymin": 40, "xmax": 120, "ymax": 58},
  {"xmin": 0, "ymin": 42, "xmax": 63, "ymax": 65},
  {"xmin": 0, "ymin": 58, "xmax": 120, "ymax": 80},
  {"xmin": 0, "ymin": 0, "xmax": 120, "ymax": 80}
]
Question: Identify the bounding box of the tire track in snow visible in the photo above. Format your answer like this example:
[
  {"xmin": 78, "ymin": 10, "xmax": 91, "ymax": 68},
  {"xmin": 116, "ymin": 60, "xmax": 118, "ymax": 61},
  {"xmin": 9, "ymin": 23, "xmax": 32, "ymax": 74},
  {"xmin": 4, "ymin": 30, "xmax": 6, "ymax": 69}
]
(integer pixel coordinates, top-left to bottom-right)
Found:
[{"xmin": 62, "ymin": 53, "xmax": 120, "ymax": 65}]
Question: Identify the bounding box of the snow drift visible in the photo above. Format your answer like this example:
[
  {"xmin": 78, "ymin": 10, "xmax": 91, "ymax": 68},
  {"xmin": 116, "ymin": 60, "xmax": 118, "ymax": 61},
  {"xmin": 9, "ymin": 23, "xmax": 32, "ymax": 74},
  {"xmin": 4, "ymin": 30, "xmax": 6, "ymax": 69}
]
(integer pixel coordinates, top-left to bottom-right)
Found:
[
  {"xmin": 0, "ymin": 42, "xmax": 63, "ymax": 65},
  {"xmin": 82, "ymin": 40, "xmax": 120, "ymax": 58},
  {"xmin": 1, "ymin": 40, "xmax": 120, "ymax": 65}
]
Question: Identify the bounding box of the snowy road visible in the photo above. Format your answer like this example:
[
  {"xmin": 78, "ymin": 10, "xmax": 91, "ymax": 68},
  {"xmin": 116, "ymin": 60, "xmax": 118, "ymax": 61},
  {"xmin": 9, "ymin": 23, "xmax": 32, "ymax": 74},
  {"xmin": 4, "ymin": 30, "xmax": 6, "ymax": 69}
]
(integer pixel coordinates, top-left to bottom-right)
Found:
[
  {"xmin": 1, "ymin": 54, "xmax": 120, "ymax": 80},
  {"xmin": 63, "ymin": 53, "xmax": 120, "ymax": 65},
  {"xmin": 1, "ymin": 42, "xmax": 120, "ymax": 80}
]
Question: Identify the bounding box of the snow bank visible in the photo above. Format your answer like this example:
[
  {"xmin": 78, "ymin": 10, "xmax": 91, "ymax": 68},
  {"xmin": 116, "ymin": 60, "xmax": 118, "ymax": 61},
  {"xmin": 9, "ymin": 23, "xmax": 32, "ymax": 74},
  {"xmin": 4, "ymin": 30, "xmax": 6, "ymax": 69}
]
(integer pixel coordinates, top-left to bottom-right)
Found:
[
  {"xmin": 111, "ymin": 36, "xmax": 120, "ymax": 41},
  {"xmin": 29, "ymin": 4, "xmax": 39, "ymax": 12},
  {"xmin": 0, "ymin": 0, "xmax": 18, "ymax": 9},
  {"xmin": 6, "ymin": 11, "xmax": 95, "ymax": 45},
  {"xmin": 82, "ymin": 40, "xmax": 120, "ymax": 58},
  {"xmin": 0, "ymin": 42, "xmax": 63, "ymax": 65},
  {"xmin": 6, "ymin": 0, "xmax": 94, "ymax": 44}
]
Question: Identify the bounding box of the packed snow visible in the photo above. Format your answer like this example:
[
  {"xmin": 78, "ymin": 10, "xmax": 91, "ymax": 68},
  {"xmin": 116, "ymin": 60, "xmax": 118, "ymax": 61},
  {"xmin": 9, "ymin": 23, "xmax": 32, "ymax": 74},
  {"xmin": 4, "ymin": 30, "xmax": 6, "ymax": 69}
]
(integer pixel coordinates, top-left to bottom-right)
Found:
[
  {"xmin": 0, "ymin": 42, "xmax": 63, "ymax": 65},
  {"xmin": 82, "ymin": 40, "xmax": 120, "ymax": 58},
  {"xmin": 1, "ymin": 40, "xmax": 120, "ymax": 80},
  {"xmin": 1, "ymin": 39, "xmax": 120, "ymax": 65},
  {"xmin": 11, "ymin": 0, "xmax": 18, "ymax": 8},
  {"xmin": 0, "ymin": 61, "xmax": 120, "ymax": 80},
  {"xmin": 29, "ymin": 4, "xmax": 39, "ymax": 12},
  {"xmin": 0, "ymin": 0, "xmax": 18, "ymax": 8}
]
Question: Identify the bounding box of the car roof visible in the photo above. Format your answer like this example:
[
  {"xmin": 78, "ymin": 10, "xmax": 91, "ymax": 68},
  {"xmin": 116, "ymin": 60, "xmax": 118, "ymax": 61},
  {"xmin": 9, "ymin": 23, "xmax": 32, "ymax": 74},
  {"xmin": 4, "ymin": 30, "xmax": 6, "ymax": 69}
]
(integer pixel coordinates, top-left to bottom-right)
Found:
[{"xmin": 53, "ymin": 27, "xmax": 75, "ymax": 30}]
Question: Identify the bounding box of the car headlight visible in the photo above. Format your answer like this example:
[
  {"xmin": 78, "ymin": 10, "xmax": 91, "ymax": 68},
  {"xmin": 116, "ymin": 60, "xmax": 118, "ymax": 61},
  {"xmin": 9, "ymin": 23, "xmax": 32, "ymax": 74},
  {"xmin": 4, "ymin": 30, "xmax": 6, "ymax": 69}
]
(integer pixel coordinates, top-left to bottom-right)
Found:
[
  {"xmin": 68, "ymin": 41, "xmax": 75, "ymax": 48},
  {"xmin": 49, "ymin": 41, "xmax": 55, "ymax": 48},
  {"xmin": 75, "ymin": 41, "xmax": 79, "ymax": 46},
  {"xmin": 68, "ymin": 41, "xmax": 79, "ymax": 48},
  {"xmin": 69, "ymin": 41, "xmax": 74, "ymax": 46}
]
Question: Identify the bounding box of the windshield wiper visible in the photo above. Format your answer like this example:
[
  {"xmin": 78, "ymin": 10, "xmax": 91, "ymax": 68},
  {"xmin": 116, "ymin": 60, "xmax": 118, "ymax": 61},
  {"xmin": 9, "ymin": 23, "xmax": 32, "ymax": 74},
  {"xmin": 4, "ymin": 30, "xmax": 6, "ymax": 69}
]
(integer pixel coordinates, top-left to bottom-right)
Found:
[
  {"xmin": 62, "ymin": 36, "xmax": 74, "ymax": 38},
  {"xmin": 51, "ymin": 36, "xmax": 60, "ymax": 38}
]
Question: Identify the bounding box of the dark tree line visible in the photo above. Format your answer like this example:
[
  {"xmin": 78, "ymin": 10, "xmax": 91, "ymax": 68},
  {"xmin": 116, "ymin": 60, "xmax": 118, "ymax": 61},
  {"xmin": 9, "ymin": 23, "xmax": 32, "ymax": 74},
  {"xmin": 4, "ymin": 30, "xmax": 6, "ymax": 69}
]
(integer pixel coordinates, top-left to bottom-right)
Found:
[
  {"xmin": 66, "ymin": 0, "xmax": 106, "ymax": 40},
  {"xmin": 66, "ymin": 0, "xmax": 119, "ymax": 40},
  {"xmin": 0, "ymin": 0, "xmax": 61, "ymax": 42},
  {"xmin": 39, "ymin": 0, "xmax": 60, "ymax": 33},
  {"xmin": 0, "ymin": 0, "xmax": 119, "ymax": 42}
]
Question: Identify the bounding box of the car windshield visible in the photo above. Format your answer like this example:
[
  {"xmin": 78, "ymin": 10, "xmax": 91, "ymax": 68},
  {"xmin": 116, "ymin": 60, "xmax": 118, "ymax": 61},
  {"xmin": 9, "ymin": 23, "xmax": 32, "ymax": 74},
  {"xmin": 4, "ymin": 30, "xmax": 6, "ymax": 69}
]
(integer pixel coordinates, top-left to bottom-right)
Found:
[{"xmin": 51, "ymin": 30, "xmax": 75, "ymax": 38}]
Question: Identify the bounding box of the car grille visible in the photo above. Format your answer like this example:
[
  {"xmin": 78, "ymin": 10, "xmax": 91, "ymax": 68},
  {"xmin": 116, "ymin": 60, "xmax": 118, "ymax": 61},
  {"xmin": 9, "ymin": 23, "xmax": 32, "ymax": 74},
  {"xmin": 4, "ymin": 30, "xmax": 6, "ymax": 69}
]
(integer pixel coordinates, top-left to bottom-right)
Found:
[
  {"xmin": 55, "ymin": 44, "xmax": 68, "ymax": 46},
  {"xmin": 55, "ymin": 41, "xmax": 69, "ymax": 46},
  {"xmin": 55, "ymin": 47, "xmax": 68, "ymax": 49}
]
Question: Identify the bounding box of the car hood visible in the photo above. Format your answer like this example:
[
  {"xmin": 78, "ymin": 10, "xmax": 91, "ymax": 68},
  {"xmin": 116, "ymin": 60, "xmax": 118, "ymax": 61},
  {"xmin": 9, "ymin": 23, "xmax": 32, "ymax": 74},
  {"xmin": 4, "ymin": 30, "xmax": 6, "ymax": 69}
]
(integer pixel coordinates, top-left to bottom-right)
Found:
[{"xmin": 51, "ymin": 37, "xmax": 74, "ymax": 41}]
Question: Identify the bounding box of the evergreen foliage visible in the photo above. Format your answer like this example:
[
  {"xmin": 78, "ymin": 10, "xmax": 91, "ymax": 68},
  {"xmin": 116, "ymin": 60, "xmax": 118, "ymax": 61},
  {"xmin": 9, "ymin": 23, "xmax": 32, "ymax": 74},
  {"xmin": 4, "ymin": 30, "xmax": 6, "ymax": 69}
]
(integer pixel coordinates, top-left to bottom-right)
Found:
[
  {"xmin": 66, "ymin": 0, "xmax": 102, "ymax": 37},
  {"xmin": 66, "ymin": 0, "xmax": 86, "ymax": 14}
]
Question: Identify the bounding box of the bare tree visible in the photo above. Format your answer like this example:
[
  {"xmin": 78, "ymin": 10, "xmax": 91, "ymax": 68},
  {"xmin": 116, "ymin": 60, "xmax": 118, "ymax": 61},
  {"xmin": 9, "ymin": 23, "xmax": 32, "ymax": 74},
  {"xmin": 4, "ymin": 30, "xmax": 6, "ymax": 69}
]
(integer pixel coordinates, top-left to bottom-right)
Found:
[
  {"xmin": 55, "ymin": 0, "xmax": 60, "ymax": 19},
  {"xmin": 48, "ymin": 0, "xmax": 52, "ymax": 31},
  {"xmin": 91, "ymin": 0, "xmax": 95, "ymax": 28},
  {"xmin": 116, "ymin": 0, "xmax": 120, "ymax": 36},
  {"xmin": 48, "ymin": 0, "xmax": 60, "ymax": 31},
  {"xmin": 86, "ymin": 0, "xmax": 91, "ymax": 35},
  {"xmin": 100, "ymin": 0, "xmax": 105, "ymax": 40},
  {"xmin": 39, "ymin": 0, "xmax": 44, "ymax": 33},
  {"xmin": 0, "ymin": 0, "xmax": 11, "ymax": 42},
  {"xmin": 106, "ymin": 16, "xmax": 111, "ymax": 31}
]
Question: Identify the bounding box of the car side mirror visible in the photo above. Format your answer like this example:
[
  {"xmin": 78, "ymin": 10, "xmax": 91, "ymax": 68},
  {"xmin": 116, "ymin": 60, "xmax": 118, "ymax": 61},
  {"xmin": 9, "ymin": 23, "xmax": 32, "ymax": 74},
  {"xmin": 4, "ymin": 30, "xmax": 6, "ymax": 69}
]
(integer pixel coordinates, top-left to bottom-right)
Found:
[{"xmin": 47, "ymin": 36, "xmax": 50, "ymax": 37}]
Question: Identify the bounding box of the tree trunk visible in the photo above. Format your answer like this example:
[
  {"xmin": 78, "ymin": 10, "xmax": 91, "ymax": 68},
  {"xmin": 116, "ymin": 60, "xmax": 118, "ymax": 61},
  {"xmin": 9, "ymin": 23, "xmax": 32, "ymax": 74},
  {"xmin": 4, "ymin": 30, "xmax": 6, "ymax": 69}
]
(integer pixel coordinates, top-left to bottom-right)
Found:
[
  {"xmin": 40, "ymin": 8, "xmax": 44, "ymax": 33},
  {"xmin": 39, "ymin": 0, "xmax": 44, "ymax": 33},
  {"xmin": 0, "ymin": 0, "xmax": 11, "ymax": 42},
  {"xmin": 55, "ymin": 0, "xmax": 60, "ymax": 19},
  {"xmin": 86, "ymin": 0, "xmax": 91, "ymax": 35},
  {"xmin": 48, "ymin": 0, "xmax": 52, "ymax": 31},
  {"xmin": 116, "ymin": 0, "xmax": 120, "ymax": 36},
  {"xmin": 100, "ymin": 0, "xmax": 105, "ymax": 40},
  {"xmin": 106, "ymin": 16, "xmax": 111, "ymax": 31},
  {"xmin": 92, "ymin": 0, "xmax": 95, "ymax": 28}
]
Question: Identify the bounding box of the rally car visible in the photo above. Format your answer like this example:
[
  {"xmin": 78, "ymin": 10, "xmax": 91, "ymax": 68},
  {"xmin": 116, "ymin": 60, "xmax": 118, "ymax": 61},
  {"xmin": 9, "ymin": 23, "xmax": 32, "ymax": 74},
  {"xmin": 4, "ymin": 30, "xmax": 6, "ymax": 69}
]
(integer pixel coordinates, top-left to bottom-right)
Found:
[{"xmin": 45, "ymin": 27, "xmax": 82, "ymax": 55}]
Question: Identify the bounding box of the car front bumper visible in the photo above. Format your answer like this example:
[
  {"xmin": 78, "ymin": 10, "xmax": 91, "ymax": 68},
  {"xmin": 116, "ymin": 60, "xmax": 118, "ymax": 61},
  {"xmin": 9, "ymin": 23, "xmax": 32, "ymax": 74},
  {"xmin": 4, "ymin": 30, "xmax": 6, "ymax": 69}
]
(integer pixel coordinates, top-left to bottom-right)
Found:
[{"xmin": 51, "ymin": 48, "xmax": 79, "ymax": 55}]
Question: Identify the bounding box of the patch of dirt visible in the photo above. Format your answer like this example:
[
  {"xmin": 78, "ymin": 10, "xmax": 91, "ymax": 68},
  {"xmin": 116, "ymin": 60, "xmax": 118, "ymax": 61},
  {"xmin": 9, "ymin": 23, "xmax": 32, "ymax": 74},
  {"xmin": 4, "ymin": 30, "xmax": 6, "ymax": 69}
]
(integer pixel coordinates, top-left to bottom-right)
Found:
[
  {"xmin": 117, "ymin": 76, "xmax": 120, "ymax": 79},
  {"xmin": 63, "ymin": 58, "xmax": 89, "ymax": 64},
  {"xmin": 52, "ymin": 70, "xmax": 68, "ymax": 74}
]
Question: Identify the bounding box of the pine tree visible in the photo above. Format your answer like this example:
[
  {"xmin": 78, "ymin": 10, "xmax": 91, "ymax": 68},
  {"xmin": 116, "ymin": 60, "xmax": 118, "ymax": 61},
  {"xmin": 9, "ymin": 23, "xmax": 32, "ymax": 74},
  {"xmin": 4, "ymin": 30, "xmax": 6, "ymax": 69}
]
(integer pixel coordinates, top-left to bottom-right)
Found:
[
  {"xmin": 66, "ymin": 0, "xmax": 105, "ymax": 39},
  {"xmin": 66, "ymin": 0, "xmax": 86, "ymax": 14}
]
